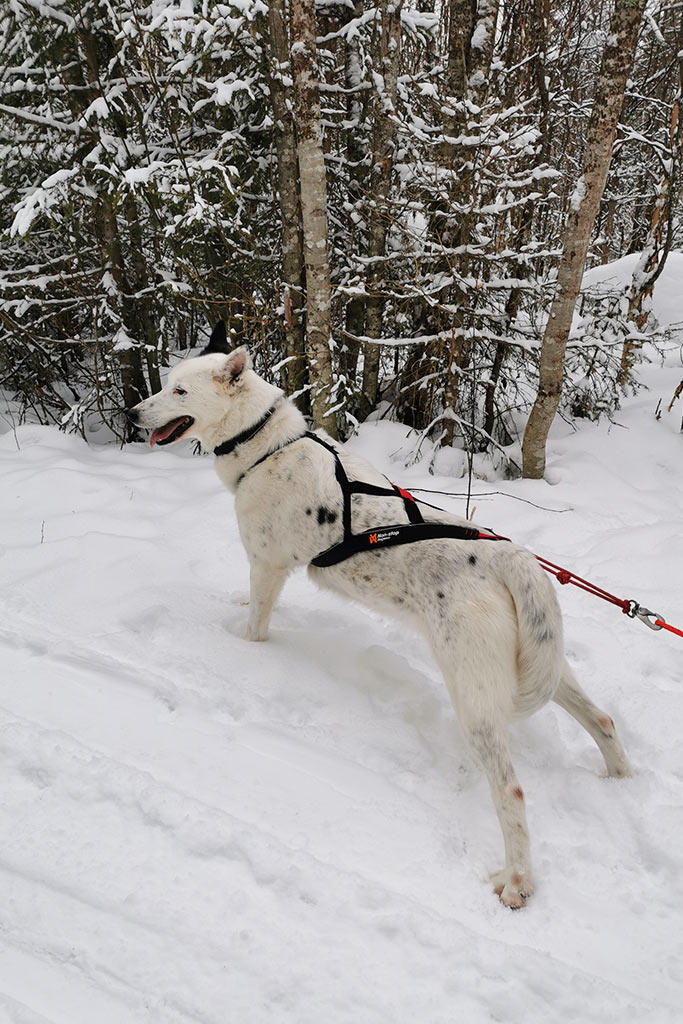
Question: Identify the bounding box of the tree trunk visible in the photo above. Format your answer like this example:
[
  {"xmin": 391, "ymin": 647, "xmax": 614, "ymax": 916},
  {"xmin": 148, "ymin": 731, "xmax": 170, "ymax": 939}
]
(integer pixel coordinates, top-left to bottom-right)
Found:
[
  {"xmin": 620, "ymin": 35, "xmax": 682, "ymax": 383},
  {"xmin": 341, "ymin": 3, "xmax": 367, "ymax": 390},
  {"xmin": 266, "ymin": 0, "xmax": 309, "ymax": 413},
  {"xmin": 483, "ymin": 0, "xmax": 549, "ymax": 443},
  {"xmin": 437, "ymin": 0, "xmax": 498, "ymax": 445},
  {"xmin": 361, "ymin": 0, "xmax": 403, "ymax": 417},
  {"xmin": 522, "ymin": 0, "xmax": 645, "ymax": 479},
  {"xmin": 289, "ymin": 0, "xmax": 337, "ymax": 437},
  {"xmin": 101, "ymin": 200, "xmax": 147, "ymax": 431},
  {"xmin": 79, "ymin": 23, "xmax": 147, "ymax": 438},
  {"xmin": 125, "ymin": 194, "xmax": 161, "ymax": 395}
]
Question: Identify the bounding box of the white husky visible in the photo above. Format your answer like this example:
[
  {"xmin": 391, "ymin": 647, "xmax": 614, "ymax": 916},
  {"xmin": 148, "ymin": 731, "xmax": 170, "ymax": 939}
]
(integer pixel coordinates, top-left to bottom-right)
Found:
[{"xmin": 129, "ymin": 323, "xmax": 631, "ymax": 908}]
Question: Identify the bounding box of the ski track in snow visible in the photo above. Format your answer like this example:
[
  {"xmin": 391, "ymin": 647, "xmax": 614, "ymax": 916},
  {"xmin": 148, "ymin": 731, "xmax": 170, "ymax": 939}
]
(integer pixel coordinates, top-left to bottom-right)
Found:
[{"xmin": 1, "ymin": 359, "xmax": 683, "ymax": 1023}]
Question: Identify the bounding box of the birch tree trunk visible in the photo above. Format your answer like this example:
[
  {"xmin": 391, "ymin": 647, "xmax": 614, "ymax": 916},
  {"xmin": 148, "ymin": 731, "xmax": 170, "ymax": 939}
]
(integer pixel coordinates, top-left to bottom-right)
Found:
[
  {"xmin": 361, "ymin": 0, "xmax": 403, "ymax": 416},
  {"xmin": 522, "ymin": 0, "xmax": 645, "ymax": 479},
  {"xmin": 266, "ymin": 0, "xmax": 308, "ymax": 414},
  {"xmin": 289, "ymin": 0, "xmax": 337, "ymax": 437}
]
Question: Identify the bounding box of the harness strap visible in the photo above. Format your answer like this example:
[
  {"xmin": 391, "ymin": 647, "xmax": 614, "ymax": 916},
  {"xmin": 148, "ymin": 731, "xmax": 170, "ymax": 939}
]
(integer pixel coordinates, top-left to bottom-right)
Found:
[
  {"xmin": 303, "ymin": 433, "xmax": 353, "ymax": 535},
  {"xmin": 233, "ymin": 428, "xmax": 506, "ymax": 567},
  {"xmin": 301, "ymin": 433, "xmax": 424, "ymax": 533},
  {"xmin": 213, "ymin": 401, "xmax": 282, "ymax": 458},
  {"xmin": 302, "ymin": 433, "xmax": 508, "ymax": 567},
  {"xmin": 349, "ymin": 481, "xmax": 424, "ymax": 524},
  {"xmin": 237, "ymin": 434, "xmax": 307, "ymax": 484},
  {"xmin": 311, "ymin": 522, "xmax": 501, "ymax": 567}
]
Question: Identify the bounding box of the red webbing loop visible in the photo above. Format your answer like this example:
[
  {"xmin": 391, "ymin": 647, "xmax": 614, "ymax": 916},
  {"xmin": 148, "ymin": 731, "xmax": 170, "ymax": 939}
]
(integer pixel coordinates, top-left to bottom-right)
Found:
[
  {"xmin": 393, "ymin": 484, "xmax": 416, "ymax": 503},
  {"xmin": 534, "ymin": 556, "xmax": 632, "ymax": 614}
]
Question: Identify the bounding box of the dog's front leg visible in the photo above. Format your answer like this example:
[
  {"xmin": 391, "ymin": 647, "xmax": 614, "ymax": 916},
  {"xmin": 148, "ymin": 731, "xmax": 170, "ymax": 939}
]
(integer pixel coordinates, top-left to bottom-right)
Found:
[{"xmin": 246, "ymin": 559, "xmax": 288, "ymax": 641}]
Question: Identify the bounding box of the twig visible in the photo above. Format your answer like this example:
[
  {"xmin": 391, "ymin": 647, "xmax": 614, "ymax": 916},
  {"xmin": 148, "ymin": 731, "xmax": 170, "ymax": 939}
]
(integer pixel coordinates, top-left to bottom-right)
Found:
[
  {"xmin": 409, "ymin": 486, "xmax": 573, "ymax": 513},
  {"xmin": 667, "ymin": 379, "xmax": 683, "ymax": 412}
]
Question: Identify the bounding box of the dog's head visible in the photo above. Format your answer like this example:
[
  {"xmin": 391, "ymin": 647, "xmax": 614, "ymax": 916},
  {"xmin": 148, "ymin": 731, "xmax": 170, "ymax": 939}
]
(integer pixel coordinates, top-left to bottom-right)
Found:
[{"xmin": 127, "ymin": 322, "xmax": 257, "ymax": 448}]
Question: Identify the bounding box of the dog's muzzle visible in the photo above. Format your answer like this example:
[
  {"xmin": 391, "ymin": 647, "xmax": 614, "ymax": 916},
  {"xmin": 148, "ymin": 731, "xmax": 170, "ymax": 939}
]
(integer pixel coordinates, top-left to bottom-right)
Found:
[
  {"xmin": 148, "ymin": 416, "xmax": 195, "ymax": 446},
  {"xmin": 125, "ymin": 405, "xmax": 195, "ymax": 446}
]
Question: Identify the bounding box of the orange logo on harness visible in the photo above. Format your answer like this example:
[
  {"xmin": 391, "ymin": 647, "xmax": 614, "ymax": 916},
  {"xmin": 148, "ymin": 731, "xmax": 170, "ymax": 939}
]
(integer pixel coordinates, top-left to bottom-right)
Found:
[{"xmin": 369, "ymin": 533, "xmax": 378, "ymax": 544}]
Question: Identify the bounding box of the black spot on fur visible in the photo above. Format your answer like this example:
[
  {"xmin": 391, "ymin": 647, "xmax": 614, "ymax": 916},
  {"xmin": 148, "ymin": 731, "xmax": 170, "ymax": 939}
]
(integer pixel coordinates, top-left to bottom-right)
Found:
[
  {"xmin": 317, "ymin": 506, "xmax": 337, "ymax": 525},
  {"xmin": 362, "ymin": 575, "xmax": 372, "ymax": 583},
  {"xmin": 468, "ymin": 554, "xmax": 477, "ymax": 566},
  {"xmin": 437, "ymin": 591, "xmax": 445, "ymax": 600},
  {"xmin": 306, "ymin": 508, "xmax": 312, "ymax": 516}
]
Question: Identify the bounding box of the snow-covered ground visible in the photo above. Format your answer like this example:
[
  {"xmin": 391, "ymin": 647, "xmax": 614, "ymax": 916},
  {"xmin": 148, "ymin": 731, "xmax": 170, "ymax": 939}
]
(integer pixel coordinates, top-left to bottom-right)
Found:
[
  {"xmin": 1, "ymin": 346, "xmax": 682, "ymax": 1023},
  {"xmin": 582, "ymin": 250, "xmax": 683, "ymax": 331}
]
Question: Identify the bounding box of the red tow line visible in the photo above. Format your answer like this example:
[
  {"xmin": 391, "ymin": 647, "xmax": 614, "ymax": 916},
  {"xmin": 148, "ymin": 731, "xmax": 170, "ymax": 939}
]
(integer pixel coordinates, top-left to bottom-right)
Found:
[
  {"xmin": 535, "ymin": 554, "xmax": 683, "ymax": 638},
  {"xmin": 397, "ymin": 489, "xmax": 681, "ymax": 639},
  {"xmin": 475, "ymin": 526, "xmax": 682, "ymax": 638}
]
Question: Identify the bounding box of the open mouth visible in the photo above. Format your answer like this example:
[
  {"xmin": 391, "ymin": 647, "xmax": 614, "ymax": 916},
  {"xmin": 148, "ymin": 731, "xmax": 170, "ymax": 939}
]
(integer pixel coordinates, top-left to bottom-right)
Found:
[{"xmin": 150, "ymin": 416, "xmax": 195, "ymax": 447}]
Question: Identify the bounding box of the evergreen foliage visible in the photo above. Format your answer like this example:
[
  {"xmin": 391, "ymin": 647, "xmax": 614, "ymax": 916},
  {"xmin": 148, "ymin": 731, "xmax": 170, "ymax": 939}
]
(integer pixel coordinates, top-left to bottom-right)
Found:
[{"xmin": 1, "ymin": 0, "xmax": 679, "ymax": 459}]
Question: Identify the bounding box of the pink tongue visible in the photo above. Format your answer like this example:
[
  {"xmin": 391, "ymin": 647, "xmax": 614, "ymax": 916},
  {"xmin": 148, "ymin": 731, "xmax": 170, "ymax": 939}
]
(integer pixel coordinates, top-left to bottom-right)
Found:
[{"xmin": 150, "ymin": 419, "xmax": 183, "ymax": 447}]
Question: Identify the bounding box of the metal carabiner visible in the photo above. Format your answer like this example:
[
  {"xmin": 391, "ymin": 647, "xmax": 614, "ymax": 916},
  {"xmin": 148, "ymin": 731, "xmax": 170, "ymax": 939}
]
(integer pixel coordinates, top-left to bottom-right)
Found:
[{"xmin": 628, "ymin": 602, "xmax": 664, "ymax": 630}]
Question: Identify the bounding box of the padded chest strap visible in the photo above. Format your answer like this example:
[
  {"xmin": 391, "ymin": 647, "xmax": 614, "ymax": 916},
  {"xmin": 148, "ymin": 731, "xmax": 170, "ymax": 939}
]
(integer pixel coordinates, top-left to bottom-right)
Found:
[{"xmin": 310, "ymin": 521, "xmax": 487, "ymax": 567}]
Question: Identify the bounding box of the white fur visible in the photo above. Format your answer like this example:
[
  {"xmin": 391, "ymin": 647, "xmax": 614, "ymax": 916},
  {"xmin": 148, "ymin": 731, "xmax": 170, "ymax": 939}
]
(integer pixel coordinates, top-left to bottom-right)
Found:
[{"xmin": 131, "ymin": 348, "xmax": 632, "ymax": 908}]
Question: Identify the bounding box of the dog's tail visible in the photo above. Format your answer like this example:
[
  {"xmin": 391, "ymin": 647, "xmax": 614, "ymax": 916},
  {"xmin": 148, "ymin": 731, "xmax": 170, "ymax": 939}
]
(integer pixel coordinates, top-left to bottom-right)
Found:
[{"xmin": 501, "ymin": 547, "xmax": 565, "ymax": 718}]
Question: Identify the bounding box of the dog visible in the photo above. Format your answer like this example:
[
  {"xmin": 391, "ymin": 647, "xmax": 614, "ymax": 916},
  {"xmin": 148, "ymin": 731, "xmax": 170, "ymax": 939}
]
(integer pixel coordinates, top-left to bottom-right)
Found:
[{"xmin": 128, "ymin": 321, "xmax": 631, "ymax": 908}]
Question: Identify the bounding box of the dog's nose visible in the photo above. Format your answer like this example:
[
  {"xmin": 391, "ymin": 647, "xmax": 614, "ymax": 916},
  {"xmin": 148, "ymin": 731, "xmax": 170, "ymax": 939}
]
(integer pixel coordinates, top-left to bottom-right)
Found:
[{"xmin": 126, "ymin": 406, "xmax": 140, "ymax": 424}]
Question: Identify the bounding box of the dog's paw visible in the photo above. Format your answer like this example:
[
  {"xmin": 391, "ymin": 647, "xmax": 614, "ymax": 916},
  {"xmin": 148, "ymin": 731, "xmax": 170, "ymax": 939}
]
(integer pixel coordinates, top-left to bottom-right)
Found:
[
  {"xmin": 490, "ymin": 869, "xmax": 534, "ymax": 909},
  {"xmin": 245, "ymin": 624, "xmax": 269, "ymax": 642},
  {"xmin": 605, "ymin": 754, "xmax": 633, "ymax": 779}
]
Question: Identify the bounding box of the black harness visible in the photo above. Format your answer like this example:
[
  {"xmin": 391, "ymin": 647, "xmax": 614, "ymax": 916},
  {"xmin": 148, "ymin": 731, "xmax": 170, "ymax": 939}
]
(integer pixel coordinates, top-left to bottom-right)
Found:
[
  {"xmin": 214, "ymin": 411, "xmax": 507, "ymax": 568},
  {"xmin": 303, "ymin": 434, "xmax": 507, "ymax": 566}
]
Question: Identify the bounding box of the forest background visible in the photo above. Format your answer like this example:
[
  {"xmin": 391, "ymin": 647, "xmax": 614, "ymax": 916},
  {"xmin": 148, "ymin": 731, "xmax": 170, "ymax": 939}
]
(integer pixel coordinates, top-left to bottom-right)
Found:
[{"xmin": 1, "ymin": 0, "xmax": 681, "ymax": 478}]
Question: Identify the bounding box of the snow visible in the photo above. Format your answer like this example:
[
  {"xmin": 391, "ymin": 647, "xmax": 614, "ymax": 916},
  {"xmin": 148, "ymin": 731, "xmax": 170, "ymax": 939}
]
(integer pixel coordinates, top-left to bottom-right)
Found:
[
  {"xmin": 10, "ymin": 169, "xmax": 78, "ymax": 238},
  {"xmin": 570, "ymin": 175, "xmax": 587, "ymax": 212},
  {"xmin": 124, "ymin": 163, "xmax": 165, "ymax": 185},
  {"xmin": 583, "ymin": 251, "xmax": 683, "ymax": 330},
  {"xmin": 2, "ymin": 253, "xmax": 683, "ymax": 1019},
  {"xmin": 1, "ymin": 356, "xmax": 682, "ymax": 1022},
  {"xmin": 79, "ymin": 96, "xmax": 110, "ymax": 123}
]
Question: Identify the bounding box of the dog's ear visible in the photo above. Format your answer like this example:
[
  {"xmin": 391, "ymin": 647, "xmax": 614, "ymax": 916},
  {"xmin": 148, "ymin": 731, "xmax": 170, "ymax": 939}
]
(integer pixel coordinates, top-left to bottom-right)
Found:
[
  {"xmin": 201, "ymin": 320, "xmax": 230, "ymax": 356},
  {"xmin": 212, "ymin": 346, "xmax": 250, "ymax": 386}
]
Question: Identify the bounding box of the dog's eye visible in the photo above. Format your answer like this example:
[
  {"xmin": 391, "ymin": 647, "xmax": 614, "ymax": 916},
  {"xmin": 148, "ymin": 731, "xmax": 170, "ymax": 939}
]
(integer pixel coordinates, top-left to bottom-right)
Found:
[{"xmin": 173, "ymin": 387, "xmax": 187, "ymax": 396}]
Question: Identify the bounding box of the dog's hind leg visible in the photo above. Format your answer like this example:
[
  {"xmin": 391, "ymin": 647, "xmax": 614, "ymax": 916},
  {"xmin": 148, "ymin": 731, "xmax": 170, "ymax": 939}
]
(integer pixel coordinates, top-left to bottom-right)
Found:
[
  {"xmin": 553, "ymin": 662, "xmax": 632, "ymax": 778},
  {"xmin": 432, "ymin": 623, "xmax": 535, "ymax": 908},
  {"xmin": 465, "ymin": 715, "xmax": 535, "ymax": 908},
  {"xmin": 246, "ymin": 560, "xmax": 288, "ymax": 642}
]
